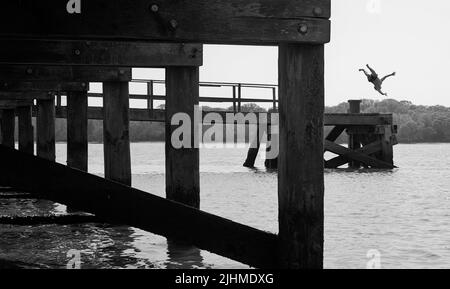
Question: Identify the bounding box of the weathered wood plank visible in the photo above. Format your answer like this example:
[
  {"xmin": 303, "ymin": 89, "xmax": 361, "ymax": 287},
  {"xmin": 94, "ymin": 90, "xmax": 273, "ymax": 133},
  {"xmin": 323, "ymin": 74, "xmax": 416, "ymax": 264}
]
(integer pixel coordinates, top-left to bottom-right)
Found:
[
  {"xmin": 324, "ymin": 140, "xmax": 394, "ymax": 169},
  {"xmin": 0, "ymin": 0, "xmax": 330, "ymax": 45},
  {"xmin": 165, "ymin": 67, "xmax": 200, "ymax": 208},
  {"xmin": 17, "ymin": 106, "xmax": 34, "ymax": 155},
  {"xmin": 0, "ymin": 91, "xmax": 52, "ymax": 101},
  {"xmin": 1, "ymin": 81, "xmax": 88, "ymax": 92},
  {"xmin": 278, "ymin": 44, "xmax": 324, "ymax": 269},
  {"xmin": 67, "ymin": 91, "xmax": 88, "ymax": 171},
  {"xmin": 0, "ymin": 40, "xmax": 202, "ymax": 67},
  {"xmin": 103, "ymin": 82, "xmax": 131, "ymax": 186},
  {"xmin": 0, "ymin": 145, "xmax": 278, "ymax": 269},
  {"xmin": 0, "ymin": 109, "xmax": 15, "ymax": 148},
  {"xmin": 325, "ymin": 141, "xmax": 382, "ymax": 169},
  {"xmin": 325, "ymin": 114, "xmax": 393, "ymax": 126},
  {"xmin": 325, "ymin": 125, "xmax": 345, "ymax": 142},
  {"xmin": 0, "ymin": 66, "xmax": 131, "ymax": 82},
  {"xmin": 36, "ymin": 99, "xmax": 56, "ymax": 161}
]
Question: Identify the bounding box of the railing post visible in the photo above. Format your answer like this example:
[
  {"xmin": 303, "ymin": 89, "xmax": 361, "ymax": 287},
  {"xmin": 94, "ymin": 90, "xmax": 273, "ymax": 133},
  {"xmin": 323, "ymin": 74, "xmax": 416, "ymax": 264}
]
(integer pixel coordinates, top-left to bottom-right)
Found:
[
  {"xmin": 272, "ymin": 87, "xmax": 277, "ymax": 110},
  {"xmin": 237, "ymin": 83, "xmax": 242, "ymax": 112},
  {"xmin": 17, "ymin": 105, "xmax": 34, "ymax": 155},
  {"xmin": 232, "ymin": 85, "xmax": 237, "ymax": 113},
  {"xmin": 278, "ymin": 44, "xmax": 324, "ymax": 269},
  {"xmin": 103, "ymin": 81, "xmax": 132, "ymax": 186},
  {"xmin": 348, "ymin": 99, "xmax": 362, "ymax": 169},
  {"xmin": 67, "ymin": 91, "xmax": 88, "ymax": 171},
  {"xmin": 165, "ymin": 67, "xmax": 200, "ymax": 209},
  {"xmin": 147, "ymin": 80, "xmax": 154, "ymax": 110},
  {"xmin": 1, "ymin": 108, "xmax": 15, "ymax": 148}
]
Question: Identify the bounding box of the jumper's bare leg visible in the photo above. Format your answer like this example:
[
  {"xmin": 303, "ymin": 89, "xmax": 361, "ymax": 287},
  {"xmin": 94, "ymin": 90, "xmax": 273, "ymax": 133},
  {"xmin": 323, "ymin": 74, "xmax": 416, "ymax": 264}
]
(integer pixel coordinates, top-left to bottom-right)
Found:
[
  {"xmin": 375, "ymin": 87, "xmax": 387, "ymax": 96},
  {"xmin": 380, "ymin": 72, "xmax": 396, "ymax": 83}
]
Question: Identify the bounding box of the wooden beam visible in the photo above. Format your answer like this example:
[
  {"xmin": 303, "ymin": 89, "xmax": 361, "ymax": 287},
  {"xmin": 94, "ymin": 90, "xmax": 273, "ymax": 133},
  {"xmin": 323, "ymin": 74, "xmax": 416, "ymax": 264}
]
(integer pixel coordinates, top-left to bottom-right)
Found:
[
  {"xmin": 0, "ymin": 109, "xmax": 15, "ymax": 148},
  {"xmin": 278, "ymin": 44, "xmax": 324, "ymax": 269},
  {"xmin": 36, "ymin": 99, "xmax": 55, "ymax": 161},
  {"xmin": 324, "ymin": 140, "xmax": 394, "ymax": 169},
  {"xmin": 17, "ymin": 106, "xmax": 34, "ymax": 155},
  {"xmin": 0, "ymin": 146, "xmax": 277, "ymax": 269},
  {"xmin": 324, "ymin": 114, "xmax": 393, "ymax": 126},
  {"xmin": 67, "ymin": 91, "xmax": 88, "ymax": 171},
  {"xmin": 103, "ymin": 82, "xmax": 131, "ymax": 186},
  {"xmin": 0, "ymin": 65, "xmax": 131, "ymax": 82},
  {"xmin": 165, "ymin": 67, "xmax": 200, "ymax": 208},
  {"xmin": 325, "ymin": 141, "xmax": 382, "ymax": 169},
  {"xmin": 0, "ymin": 91, "xmax": 52, "ymax": 101},
  {"xmin": 325, "ymin": 125, "xmax": 345, "ymax": 142},
  {"xmin": 0, "ymin": 40, "xmax": 202, "ymax": 67},
  {"xmin": 0, "ymin": 0, "xmax": 331, "ymax": 45},
  {"xmin": 1, "ymin": 81, "xmax": 88, "ymax": 92}
]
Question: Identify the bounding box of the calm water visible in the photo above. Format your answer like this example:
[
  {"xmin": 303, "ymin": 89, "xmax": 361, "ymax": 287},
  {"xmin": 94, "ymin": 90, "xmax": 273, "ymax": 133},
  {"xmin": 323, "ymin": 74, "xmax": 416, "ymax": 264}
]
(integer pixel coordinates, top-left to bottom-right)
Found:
[{"xmin": 1, "ymin": 143, "xmax": 450, "ymax": 269}]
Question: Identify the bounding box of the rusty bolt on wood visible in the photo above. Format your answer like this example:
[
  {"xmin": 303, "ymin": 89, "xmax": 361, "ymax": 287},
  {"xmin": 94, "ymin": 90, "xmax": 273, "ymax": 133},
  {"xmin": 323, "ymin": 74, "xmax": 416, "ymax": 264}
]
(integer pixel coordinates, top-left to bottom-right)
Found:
[
  {"xmin": 26, "ymin": 68, "xmax": 33, "ymax": 75},
  {"xmin": 150, "ymin": 4, "xmax": 159, "ymax": 13},
  {"xmin": 170, "ymin": 19, "xmax": 178, "ymax": 29},
  {"xmin": 313, "ymin": 7, "xmax": 323, "ymax": 16},
  {"xmin": 74, "ymin": 49, "xmax": 81, "ymax": 56},
  {"xmin": 298, "ymin": 24, "xmax": 308, "ymax": 35}
]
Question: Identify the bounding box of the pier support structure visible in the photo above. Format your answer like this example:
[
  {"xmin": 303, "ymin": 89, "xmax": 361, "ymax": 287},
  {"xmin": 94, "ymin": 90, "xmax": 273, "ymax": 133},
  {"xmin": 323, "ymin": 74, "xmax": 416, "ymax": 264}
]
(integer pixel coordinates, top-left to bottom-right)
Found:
[
  {"xmin": 67, "ymin": 90, "xmax": 88, "ymax": 171},
  {"xmin": 17, "ymin": 104, "xmax": 34, "ymax": 155}
]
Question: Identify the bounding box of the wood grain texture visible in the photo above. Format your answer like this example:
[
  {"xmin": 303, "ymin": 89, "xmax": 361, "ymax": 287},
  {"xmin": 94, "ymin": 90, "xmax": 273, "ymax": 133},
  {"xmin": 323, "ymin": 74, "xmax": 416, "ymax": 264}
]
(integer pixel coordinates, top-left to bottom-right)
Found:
[
  {"xmin": 0, "ymin": 91, "xmax": 53, "ymax": 101},
  {"xmin": 325, "ymin": 140, "xmax": 382, "ymax": 169},
  {"xmin": 67, "ymin": 91, "xmax": 88, "ymax": 171},
  {"xmin": 165, "ymin": 67, "xmax": 200, "ymax": 208},
  {"xmin": 1, "ymin": 81, "xmax": 88, "ymax": 92},
  {"xmin": 0, "ymin": 0, "xmax": 330, "ymax": 45},
  {"xmin": 103, "ymin": 82, "xmax": 131, "ymax": 186},
  {"xmin": 0, "ymin": 65, "xmax": 131, "ymax": 82},
  {"xmin": 36, "ymin": 99, "xmax": 56, "ymax": 161},
  {"xmin": 0, "ymin": 146, "xmax": 277, "ymax": 269},
  {"xmin": 0, "ymin": 39, "xmax": 202, "ymax": 67},
  {"xmin": 17, "ymin": 106, "xmax": 34, "ymax": 155},
  {"xmin": 278, "ymin": 44, "xmax": 324, "ymax": 268}
]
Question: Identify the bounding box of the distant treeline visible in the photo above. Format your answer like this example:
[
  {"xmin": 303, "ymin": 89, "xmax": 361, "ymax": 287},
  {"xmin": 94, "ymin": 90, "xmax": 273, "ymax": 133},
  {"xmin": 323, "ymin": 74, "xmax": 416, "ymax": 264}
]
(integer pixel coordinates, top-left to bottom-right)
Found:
[{"xmin": 20, "ymin": 100, "xmax": 450, "ymax": 144}]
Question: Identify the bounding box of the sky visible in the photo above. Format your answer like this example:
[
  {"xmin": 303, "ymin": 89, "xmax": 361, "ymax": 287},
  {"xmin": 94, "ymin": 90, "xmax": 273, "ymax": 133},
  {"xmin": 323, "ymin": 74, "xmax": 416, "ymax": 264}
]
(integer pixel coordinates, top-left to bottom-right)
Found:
[{"xmin": 131, "ymin": 0, "xmax": 450, "ymax": 108}]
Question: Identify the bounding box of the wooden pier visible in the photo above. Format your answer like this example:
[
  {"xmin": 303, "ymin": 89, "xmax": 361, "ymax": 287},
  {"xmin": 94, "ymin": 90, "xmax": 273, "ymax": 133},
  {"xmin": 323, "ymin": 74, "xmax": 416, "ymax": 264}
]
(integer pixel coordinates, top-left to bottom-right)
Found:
[{"xmin": 0, "ymin": 0, "xmax": 331, "ymax": 269}]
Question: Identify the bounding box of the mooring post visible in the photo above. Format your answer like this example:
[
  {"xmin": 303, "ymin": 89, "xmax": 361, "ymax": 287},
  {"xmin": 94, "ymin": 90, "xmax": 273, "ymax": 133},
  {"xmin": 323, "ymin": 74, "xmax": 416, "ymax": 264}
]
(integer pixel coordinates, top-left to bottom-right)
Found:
[
  {"xmin": 265, "ymin": 109, "xmax": 278, "ymax": 169},
  {"xmin": 17, "ymin": 105, "xmax": 34, "ymax": 154},
  {"xmin": 165, "ymin": 67, "xmax": 200, "ymax": 209},
  {"xmin": 348, "ymin": 99, "xmax": 362, "ymax": 169},
  {"xmin": 0, "ymin": 108, "xmax": 15, "ymax": 148},
  {"xmin": 37, "ymin": 98, "xmax": 56, "ymax": 161},
  {"xmin": 243, "ymin": 118, "xmax": 261, "ymax": 168},
  {"xmin": 103, "ymin": 81, "xmax": 132, "ymax": 186},
  {"xmin": 278, "ymin": 44, "xmax": 325, "ymax": 269},
  {"xmin": 67, "ymin": 91, "xmax": 88, "ymax": 171}
]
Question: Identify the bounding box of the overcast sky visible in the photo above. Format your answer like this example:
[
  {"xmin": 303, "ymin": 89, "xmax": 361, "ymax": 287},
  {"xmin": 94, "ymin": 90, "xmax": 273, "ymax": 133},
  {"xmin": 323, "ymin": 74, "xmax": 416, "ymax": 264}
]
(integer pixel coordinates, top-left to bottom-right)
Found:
[{"xmin": 133, "ymin": 0, "xmax": 450, "ymax": 107}]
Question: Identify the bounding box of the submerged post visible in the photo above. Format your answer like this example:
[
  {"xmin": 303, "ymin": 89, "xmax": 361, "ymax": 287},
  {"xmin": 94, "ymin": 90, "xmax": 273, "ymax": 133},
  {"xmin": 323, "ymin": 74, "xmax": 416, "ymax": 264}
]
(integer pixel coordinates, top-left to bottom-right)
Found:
[
  {"xmin": 165, "ymin": 67, "xmax": 200, "ymax": 208},
  {"xmin": 278, "ymin": 44, "xmax": 325, "ymax": 269},
  {"xmin": 37, "ymin": 98, "xmax": 56, "ymax": 161},
  {"xmin": 348, "ymin": 100, "xmax": 362, "ymax": 169},
  {"xmin": 67, "ymin": 91, "xmax": 88, "ymax": 171},
  {"xmin": 103, "ymin": 81, "xmax": 131, "ymax": 186},
  {"xmin": 1, "ymin": 108, "xmax": 15, "ymax": 148},
  {"xmin": 17, "ymin": 105, "xmax": 34, "ymax": 154}
]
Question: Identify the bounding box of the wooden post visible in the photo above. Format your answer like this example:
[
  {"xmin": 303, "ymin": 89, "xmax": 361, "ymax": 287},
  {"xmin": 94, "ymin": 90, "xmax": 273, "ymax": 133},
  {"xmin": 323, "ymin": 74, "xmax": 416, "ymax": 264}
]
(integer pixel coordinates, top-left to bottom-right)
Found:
[
  {"xmin": 67, "ymin": 91, "xmax": 88, "ymax": 171},
  {"xmin": 103, "ymin": 81, "xmax": 131, "ymax": 186},
  {"xmin": 272, "ymin": 87, "xmax": 277, "ymax": 110},
  {"xmin": 1, "ymin": 108, "xmax": 15, "ymax": 148},
  {"xmin": 379, "ymin": 125, "xmax": 394, "ymax": 166},
  {"xmin": 147, "ymin": 80, "xmax": 154, "ymax": 110},
  {"xmin": 264, "ymin": 118, "xmax": 278, "ymax": 169},
  {"xmin": 165, "ymin": 67, "xmax": 200, "ymax": 209},
  {"xmin": 237, "ymin": 84, "xmax": 242, "ymax": 112},
  {"xmin": 348, "ymin": 100, "xmax": 362, "ymax": 169},
  {"xmin": 17, "ymin": 105, "xmax": 34, "ymax": 154},
  {"xmin": 232, "ymin": 86, "xmax": 237, "ymax": 113},
  {"xmin": 37, "ymin": 99, "xmax": 55, "ymax": 161},
  {"xmin": 278, "ymin": 44, "xmax": 324, "ymax": 269},
  {"xmin": 243, "ymin": 119, "xmax": 260, "ymax": 168}
]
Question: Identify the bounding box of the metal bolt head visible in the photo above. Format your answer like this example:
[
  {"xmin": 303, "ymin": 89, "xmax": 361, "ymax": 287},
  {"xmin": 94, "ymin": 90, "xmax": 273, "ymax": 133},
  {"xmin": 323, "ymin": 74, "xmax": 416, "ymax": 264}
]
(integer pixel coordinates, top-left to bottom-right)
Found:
[
  {"xmin": 26, "ymin": 68, "xmax": 33, "ymax": 75},
  {"xmin": 170, "ymin": 19, "xmax": 178, "ymax": 29},
  {"xmin": 74, "ymin": 49, "xmax": 81, "ymax": 56},
  {"xmin": 119, "ymin": 69, "xmax": 125, "ymax": 75},
  {"xmin": 81, "ymin": 82, "xmax": 86, "ymax": 87},
  {"xmin": 150, "ymin": 4, "xmax": 159, "ymax": 12},
  {"xmin": 313, "ymin": 7, "xmax": 323, "ymax": 16},
  {"xmin": 298, "ymin": 24, "xmax": 308, "ymax": 35}
]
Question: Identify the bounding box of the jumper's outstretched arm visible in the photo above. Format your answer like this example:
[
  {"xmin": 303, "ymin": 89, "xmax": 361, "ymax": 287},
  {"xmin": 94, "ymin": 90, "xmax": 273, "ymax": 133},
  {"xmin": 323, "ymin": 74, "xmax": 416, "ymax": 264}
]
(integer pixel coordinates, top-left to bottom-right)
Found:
[
  {"xmin": 359, "ymin": 68, "xmax": 370, "ymax": 77},
  {"xmin": 366, "ymin": 64, "xmax": 378, "ymax": 77},
  {"xmin": 380, "ymin": 72, "xmax": 396, "ymax": 83}
]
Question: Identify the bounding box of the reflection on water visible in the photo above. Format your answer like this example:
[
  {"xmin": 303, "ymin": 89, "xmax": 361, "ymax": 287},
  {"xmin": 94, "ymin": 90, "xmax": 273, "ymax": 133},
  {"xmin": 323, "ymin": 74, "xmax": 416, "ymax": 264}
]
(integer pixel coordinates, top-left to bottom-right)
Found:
[{"xmin": 1, "ymin": 143, "xmax": 450, "ymax": 269}]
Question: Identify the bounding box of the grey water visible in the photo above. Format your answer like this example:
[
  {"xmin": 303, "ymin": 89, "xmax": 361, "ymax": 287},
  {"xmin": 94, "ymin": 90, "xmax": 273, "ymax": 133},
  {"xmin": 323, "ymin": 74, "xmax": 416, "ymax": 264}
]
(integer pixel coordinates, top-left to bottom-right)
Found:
[{"xmin": 1, "ymin": 143, "xmax": 449, "ymax": 269}]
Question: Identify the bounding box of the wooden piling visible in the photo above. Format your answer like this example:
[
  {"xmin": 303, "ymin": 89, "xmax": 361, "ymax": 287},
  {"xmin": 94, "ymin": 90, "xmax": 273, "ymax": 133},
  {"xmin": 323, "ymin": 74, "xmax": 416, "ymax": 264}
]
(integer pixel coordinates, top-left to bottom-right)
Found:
[
  {"xmin": 17, "ymin": 105, "xmax": 34, "ymax": 154},
  {"xmin": 0, "ymin": 109, "xmax": 15, "ymax": 148},
  {"xmin": 278, "ymin": 44, "xmax": 324, "ymax": 269},
  {"xmin": 103, "ymin": 81, "xmax": 132, "ymax": 186},
  {"xmin": 37, "ymin": 98, "xmax": 56, "ymax": 161},
  {"xmin": 165, "ymin": 67, "xmax": 200, "ymax": 209},
  {"xmin": 67, "ymin": 91, "xmax": 88, "ymax": 171},
  {"xmin": 243, "ymin": 119, "xmax": 260, "ymax": 168},
  {"xmin": 264, "ymin": 120, "xmax": 278, "ymax": 170},
  {"xmin": 348, "ymin": 100, "xmax": 362, "ymax": 169}
]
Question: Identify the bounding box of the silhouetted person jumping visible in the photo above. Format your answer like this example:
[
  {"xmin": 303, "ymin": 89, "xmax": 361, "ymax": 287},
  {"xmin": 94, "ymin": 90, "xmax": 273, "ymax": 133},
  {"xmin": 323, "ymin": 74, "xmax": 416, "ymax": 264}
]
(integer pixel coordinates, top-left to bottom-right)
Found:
[{"xmin": 359, "ymin": 64, "xmax": 396, "ymax": 96}]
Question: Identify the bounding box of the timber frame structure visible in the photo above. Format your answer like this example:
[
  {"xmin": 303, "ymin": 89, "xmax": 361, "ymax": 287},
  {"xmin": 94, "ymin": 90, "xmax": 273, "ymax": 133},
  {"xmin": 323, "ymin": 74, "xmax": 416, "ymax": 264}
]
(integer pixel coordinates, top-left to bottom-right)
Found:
[{"xmin": 0, "ymin": 0, "xmax": 331, "ymax": 269}]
